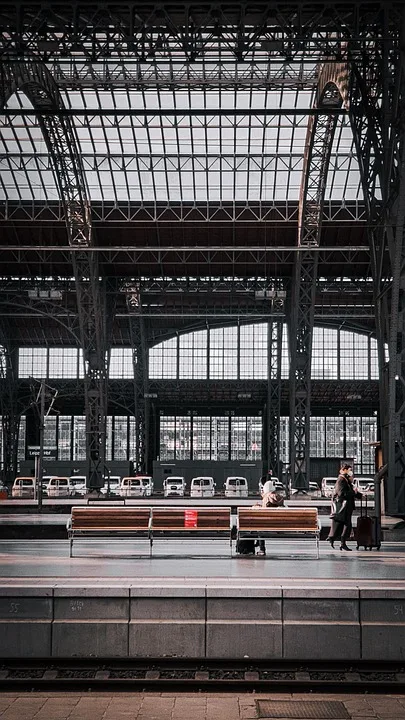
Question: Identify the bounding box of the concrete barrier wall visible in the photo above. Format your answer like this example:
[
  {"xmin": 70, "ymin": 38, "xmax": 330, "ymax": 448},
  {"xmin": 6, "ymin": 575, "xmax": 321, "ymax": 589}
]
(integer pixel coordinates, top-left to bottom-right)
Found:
[{"xmin": 1, "ymin": 585, "xmax": 404, "ymax": 660}]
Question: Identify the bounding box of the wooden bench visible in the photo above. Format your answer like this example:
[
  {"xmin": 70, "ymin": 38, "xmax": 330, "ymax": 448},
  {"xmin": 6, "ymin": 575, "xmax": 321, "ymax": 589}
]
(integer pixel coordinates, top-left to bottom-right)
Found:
[
  {"xmin": 67, "ymin": 506, "xmax": 151, "ymax": 557},
  {"xmin": 237, "ymin": 507, "xmax": 321, "ymax": 558},
  {"xmin": 150, "ymin": 507, "xmax": 232, "ymax": 555}
]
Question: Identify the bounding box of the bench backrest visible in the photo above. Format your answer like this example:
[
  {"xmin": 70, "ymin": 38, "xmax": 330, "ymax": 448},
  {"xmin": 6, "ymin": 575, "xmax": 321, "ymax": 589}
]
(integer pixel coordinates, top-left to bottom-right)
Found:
[
  {"xmin": 151, "ymin": 507, "xmax": 231, "ymax": 531},
  {"xmin": 238, "ymin": 507, "xmax": 318, "ymax": 532},
  {"xmin": 71, "ymin": 506, "xmax": 151, "ymax": 530}
]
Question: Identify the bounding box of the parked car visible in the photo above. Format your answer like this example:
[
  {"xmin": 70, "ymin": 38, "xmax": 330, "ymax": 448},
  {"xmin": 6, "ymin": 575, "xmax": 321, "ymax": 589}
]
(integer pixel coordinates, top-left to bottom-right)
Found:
[
  {"xmin": 12, "ymin": 477, "xmax": 36, "ymax": 498},
  {"xmin": 41, "ymin": 475, "xmax": 54, "ymax": 497},
  {"xmin": 362, "ymin": 482, "xmax": 375, "ymax": 499},
  {"xmin": 224, "ymin": 476, "xmax": 249, "ymax": 498},
  {"xmin": 101, "ymin": 475, "xmax": 121, "ymax": 495},
  {"xmin": 308, "ymin": 481, "xmax": 322, "ymax": 498},
  {"xmin": 44, "ymin": 476, "xmax": 74, "ymax": 498},
  {"xmin": 163, "ymin": 476, "xmax": 186, "ymax": 497},
  {"xmin": 134, "ymin": 475, "xmax": 154, "ymax": 497},
  {"xmin": 190, "ymin": 476, "xmax": 215, "ymax": 498},
  {"xmin": 355, "ymin": 478, "xmax": 375, "ymax": 499},
  {"xmin": 119, "ymin": 476, "xmax": 153, "ymax": 498},
  {"xmin": 69, "ymin": 476, "xmax": 87, "ymax": 497},
  {"xmin": 321, "ymin": 476, "xmax": 337, "ymax": 498}
]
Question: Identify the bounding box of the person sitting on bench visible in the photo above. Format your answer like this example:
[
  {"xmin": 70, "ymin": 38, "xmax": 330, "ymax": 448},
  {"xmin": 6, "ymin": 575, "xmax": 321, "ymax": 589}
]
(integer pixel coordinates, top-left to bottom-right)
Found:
[{"xmin": 256, "ymin": 490, "xmax": 285, "ymax": 555}]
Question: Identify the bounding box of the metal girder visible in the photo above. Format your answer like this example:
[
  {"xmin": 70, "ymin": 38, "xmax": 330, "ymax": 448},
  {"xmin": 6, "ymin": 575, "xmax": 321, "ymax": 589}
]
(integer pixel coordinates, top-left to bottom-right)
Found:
[
  {"xmin": 266, "ymin": 320, "xmax": 282, "ymax": 476},
  {"xmin": 289, "ymin": 61, "xmax": 348, "ymax": 489},
  {"xmin": 0, "ymin": 60, "xmax": 107, "ymax": 490},
  {"xmin": 0, "ymin": 2, "xmax": 397, "ymax": 63},
  {"xmin": 0, "ymin": 199, "xmax": 367, "ymax": 223},
  {"xmin": 2, "ymin": 107, "xmax": 346, "ymax": 118},
  {"xmin": 127, "ymin": 285, "xmax": 150, "ymax": 473},
  {"xmin": 348, "ymin": 8, "xmax": 405, "ymax": 515},
  {"xmin": 52, "ymin": 59, "xmax": 318, "ymax": 90}
]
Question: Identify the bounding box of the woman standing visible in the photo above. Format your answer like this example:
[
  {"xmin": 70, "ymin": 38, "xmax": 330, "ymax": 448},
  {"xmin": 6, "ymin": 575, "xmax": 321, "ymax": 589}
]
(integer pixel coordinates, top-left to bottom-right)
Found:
[{"xmin": 327, "ymin": 464, "xmax": 362, "ymax": 551}]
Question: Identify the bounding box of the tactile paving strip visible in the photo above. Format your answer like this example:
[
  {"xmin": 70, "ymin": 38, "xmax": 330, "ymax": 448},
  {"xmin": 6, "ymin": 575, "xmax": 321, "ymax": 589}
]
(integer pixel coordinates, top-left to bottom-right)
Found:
[{"xmin": 256, "ymin": 699, "xmax": 351, "ymax": 719}]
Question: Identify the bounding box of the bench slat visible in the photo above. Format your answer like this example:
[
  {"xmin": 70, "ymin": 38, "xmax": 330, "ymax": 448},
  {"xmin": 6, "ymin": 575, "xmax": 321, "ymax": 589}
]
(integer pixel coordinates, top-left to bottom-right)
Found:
[{"xmin": 237, "ymin": 507, "xmax": 319, "ymax": 533}]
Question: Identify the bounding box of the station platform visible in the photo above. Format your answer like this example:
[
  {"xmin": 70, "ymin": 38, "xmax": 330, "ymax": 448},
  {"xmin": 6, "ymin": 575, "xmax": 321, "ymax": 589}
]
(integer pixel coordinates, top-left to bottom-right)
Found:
[{"xmin": 1, "ymin": 534, "xmax": 405, "ymax": 662}]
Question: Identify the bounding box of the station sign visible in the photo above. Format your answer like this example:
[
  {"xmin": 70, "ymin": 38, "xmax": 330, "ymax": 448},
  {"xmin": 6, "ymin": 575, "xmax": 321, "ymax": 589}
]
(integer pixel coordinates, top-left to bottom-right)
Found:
[{"xmin": 27, "ymin": 446, "xmax": 58, "ymax": 461}]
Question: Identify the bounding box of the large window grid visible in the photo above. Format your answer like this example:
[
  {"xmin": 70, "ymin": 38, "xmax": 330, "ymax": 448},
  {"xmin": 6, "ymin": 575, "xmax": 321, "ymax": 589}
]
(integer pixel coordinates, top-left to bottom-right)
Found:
[
  {"xmin": 16, "ymin": 328, "xmax": 381, "ymax": 382},
  {"xmin": 193, "ymin": 416, "xmax": 211, "ymax": 460},
  {"xmin": 311, "ymin": 328, "xmax": 338, "ymax": 379},
  {"xmin": 159, "ymin": 414, "xmax": 262, "ymax": 462},
  {"xmin": 209, "ymin": 327, "xmax": 238, "ymax": 379},
  {"xmin": 58, "ymin": 416, "xmax": 72, "ymax": 461},
  {"xmin": 240, "ymin": 324, "xmax": 267, "ymax": 379},
  {"xmin": 48, "ymin": 348, "xmax": 79, "ymax": 379},
  {"xmin": 179, "ymin": 331, "xmax": 207, "ymax": 379},
  {"xmin": 157, "ymin": 414, "xmax": 377, "ymax": 473},
  {"xmin": 109, "ymin": 349, "xmax": 134, "ymax": 379},
  {"xmin": 149, "ymin": 325, "xmax": 380, "ymax": 381}
]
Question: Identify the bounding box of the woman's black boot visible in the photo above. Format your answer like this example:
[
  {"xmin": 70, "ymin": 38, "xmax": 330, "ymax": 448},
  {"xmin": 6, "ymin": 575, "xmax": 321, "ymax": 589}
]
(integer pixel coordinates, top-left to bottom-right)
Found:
[
  {"xmin": 327, "ymin": 537, "xmax": 335, "ymax": 549},
  {"xmin": 340, "ymin": 543, "xmax": 352, "ymax": 551}
]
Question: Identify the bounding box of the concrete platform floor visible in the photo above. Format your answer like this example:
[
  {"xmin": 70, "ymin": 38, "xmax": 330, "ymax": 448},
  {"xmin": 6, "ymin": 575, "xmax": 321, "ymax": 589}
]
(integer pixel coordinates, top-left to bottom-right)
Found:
[
  {"xmin": 1, "ymin": 538, "xmax": 405, "ymax": 586},
  {"xmin": 1, "ymin": 692, "xmax": 405, "ymax": 720}
]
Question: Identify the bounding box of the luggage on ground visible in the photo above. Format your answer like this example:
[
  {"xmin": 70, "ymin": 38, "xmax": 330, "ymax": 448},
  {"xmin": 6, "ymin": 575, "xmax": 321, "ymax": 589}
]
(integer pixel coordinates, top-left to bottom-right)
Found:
[
  {"xmin": 356, "ymin": 494, "xmax": 381, "ymax": 550},
  {"xmin": 236, "ymin": 538, "xmax": 255, "ymax": 555}
]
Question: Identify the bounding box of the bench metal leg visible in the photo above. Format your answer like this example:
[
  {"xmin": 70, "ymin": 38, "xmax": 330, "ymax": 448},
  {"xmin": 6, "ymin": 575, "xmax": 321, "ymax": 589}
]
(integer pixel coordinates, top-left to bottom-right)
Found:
[
  {"xmin": 316, "ymin": 534, "xmax": 320, "ymax": 559},
  {"xmin": 149, "ymin": 537, "xmax": 153, "ymax": 558}
]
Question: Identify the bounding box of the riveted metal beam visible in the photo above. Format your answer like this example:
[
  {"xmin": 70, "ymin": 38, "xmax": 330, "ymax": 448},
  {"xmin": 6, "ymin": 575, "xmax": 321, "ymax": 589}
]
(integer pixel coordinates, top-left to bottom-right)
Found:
[
  {"xmin": 289, "ymin": 61, "xmax": 349, "ymax": 490},
  {"xmin": 0, "ymin": 60, "xmax": 107, "ymax": 490}
]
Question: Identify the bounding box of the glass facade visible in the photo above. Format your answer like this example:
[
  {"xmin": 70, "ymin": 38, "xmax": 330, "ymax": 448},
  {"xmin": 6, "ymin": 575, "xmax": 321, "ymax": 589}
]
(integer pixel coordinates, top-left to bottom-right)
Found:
[
  {"xmin": 159, "ymin": 414, "xmax": 262, "ymax": 462},
  {"xmin": 148, "ymin": 324, "xmax": 380, "ymax": 381},
  {"xmin": 159, "ymin": 413, "xmax": 377, "ymax": 474},
  {"xmin": 16, "ymin": 326, "xmax": 380, "ymax": 382}
]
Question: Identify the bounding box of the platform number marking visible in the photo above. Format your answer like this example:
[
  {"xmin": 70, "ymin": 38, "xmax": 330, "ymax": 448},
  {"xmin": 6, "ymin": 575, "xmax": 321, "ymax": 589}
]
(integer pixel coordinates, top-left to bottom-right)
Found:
[
  {"xmin": 394, "ymin": 604, "xmax": 403, "ymax": 615},
  {"xmin": 70, "ymin": 600, "xmax": 84, "ymax": 613},
  {"xmin": 9, "ymin": 602, "xmax": 19, "ymax": 613}
]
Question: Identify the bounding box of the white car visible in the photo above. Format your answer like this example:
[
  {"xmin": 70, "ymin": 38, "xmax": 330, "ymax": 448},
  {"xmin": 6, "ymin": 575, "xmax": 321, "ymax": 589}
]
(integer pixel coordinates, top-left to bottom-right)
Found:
[
  {"xmin": 190, "ymin": 476, "xmax": 215, "ymax": 498},
  {"xmin": 321, "ymin": 476, "xmax": 336, "ymax": 498},
  {"xmin": 224, "ymin": 476, "xmax": 249, "ymax": 498},
  {"xmin": 134, "ymin": 475, "xmax": 154, "ymax": 497},
  {"xmin": 69, "ymin": 476, "xmax": 87, "ymax": 497},
  {"xmin": 355, "ymin": 478, "xmax": 375, "ymax": 499},
  {"xmin": 308, "ymin": 481, "xmax": 321, "ymax": 498},
  {"xmin": 119, "ymin": 476, "xmax": 153, "ymax": 498},
  {"xmin": 101, "ymin": 476, "xmax": 121, "ymax": 495},
  {"xmin": 163, "ymin": 476, "xmax": 186, "ymax": 497},
  {"xmin": 12, "ymin": 477, "xmax": 36, "ymax": 498},
  {"xmin": 44, "ymin": 476, "xmax": 74, "ymax": 498}
]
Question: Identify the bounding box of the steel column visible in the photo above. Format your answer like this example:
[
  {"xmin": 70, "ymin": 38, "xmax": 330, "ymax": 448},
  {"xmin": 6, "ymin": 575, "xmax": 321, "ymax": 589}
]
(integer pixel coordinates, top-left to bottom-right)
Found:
[
  {"xmin": 266, "ymin": 320, "xmax": 282, "ymax": 477},
  {"xmin": 348, "ymin": 8, "xmax": 405, "ymax": 514},
  {"xmin": 0, "ymin": 60, "xmax": 108, "ymax": 490},
  {"xmin": 289, "ymin": 62, "xmax": 349, "ymax": 489},
  {"xmin": 127, "ymin": 285, "xmax": 150, "ymax": 473}
]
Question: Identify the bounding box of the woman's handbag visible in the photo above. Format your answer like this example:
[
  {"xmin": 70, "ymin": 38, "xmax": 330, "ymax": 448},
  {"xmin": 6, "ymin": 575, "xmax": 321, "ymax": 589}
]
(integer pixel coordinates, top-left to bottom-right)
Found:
[{"xmin": 330, "ymin": 497, "xmax": 347, "ymax": 522}]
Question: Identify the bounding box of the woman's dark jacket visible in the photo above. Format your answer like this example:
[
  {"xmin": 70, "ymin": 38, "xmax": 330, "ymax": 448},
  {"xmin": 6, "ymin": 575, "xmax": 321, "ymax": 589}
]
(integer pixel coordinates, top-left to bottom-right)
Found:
[{"xmin": 333, "ymin": 474, "xmax": 362, "ymax": 522}]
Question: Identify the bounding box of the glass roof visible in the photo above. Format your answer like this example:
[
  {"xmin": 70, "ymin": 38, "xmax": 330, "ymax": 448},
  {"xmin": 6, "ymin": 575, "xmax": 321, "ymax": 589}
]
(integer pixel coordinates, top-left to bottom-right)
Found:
[{"xmin": 0, "ymin": 65, "xmax": 363, "ymax": 205}]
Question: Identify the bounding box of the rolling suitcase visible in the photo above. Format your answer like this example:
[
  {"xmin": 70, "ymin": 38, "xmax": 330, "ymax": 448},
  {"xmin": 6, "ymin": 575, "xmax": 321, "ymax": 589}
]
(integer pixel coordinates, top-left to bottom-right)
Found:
[{"xmin": 356, "ymin": 495, "xmax": 381, "ymax": 550}]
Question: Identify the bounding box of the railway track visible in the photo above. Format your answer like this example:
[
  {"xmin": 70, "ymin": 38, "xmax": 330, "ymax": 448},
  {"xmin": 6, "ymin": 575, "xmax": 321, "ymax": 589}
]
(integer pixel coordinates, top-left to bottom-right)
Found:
[{"xmin": 0, "ymin": 660, "xmax": 404, "ymax": 692}]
